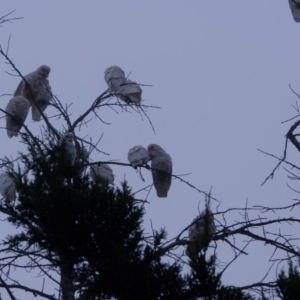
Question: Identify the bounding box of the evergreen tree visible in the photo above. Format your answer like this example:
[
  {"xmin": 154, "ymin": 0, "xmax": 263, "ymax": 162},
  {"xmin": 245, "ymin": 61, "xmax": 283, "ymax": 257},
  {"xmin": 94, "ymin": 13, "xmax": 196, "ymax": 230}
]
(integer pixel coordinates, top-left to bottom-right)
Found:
[
  {"xmin": 2, "ymin": 130, "xmax": 188, "ymax": 299},
  {"xmin": 186, "ymin": 251, "xmax": 254, "ymax": 300},
  {"xmin": 276, "ymin": 261, "xmax": 300, "ymax": 300}
]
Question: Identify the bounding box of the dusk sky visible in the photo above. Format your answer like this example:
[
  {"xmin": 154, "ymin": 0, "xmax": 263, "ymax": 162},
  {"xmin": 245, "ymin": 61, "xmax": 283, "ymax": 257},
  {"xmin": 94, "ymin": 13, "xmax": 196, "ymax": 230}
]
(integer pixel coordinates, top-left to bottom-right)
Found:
[{"xmin": 1, "ymin": 2, "xmax": 300, "ymax": 299}]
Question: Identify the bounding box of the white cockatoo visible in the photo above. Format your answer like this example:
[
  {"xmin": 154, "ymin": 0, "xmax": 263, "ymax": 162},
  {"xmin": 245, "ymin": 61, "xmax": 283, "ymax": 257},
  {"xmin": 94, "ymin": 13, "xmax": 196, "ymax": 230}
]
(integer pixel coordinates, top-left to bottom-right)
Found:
[
  {"xmin": 104, "ymin": 66, "xmax": 126, "ymax": 93},
  {"xmin": 90, "ymin": 164, "xmax": 115, "ymax": 184},
  {"xmin": 5, "ymin": 96, "xmax": 30, "ymax": 138},
  {"xmin": 187, "ymin": 209, "xmax": 216, "ymax": 255},
  {"xmin": 147, "ymin": 144, "xmax": 172, "ymax": 198},
  {"xmin": 289, "ymin": 0, "xmax": 300, "ymax": 22},
  {"xmin": 0, "ymin": 173, "xmax": 16, "ymax": 203},
  {"xmin": 127, "ymin": 145, "xmax": 149, "ymax": 168},
  {"xmin": 118, "ymin": 79, "xmax": 142, "ymax": 104},
  {"xmin": 14, "ymin": 65, "xmax": 52, "ymax": 121},
  {"xmin": 60, "ymin": 132, "xmax": 76, "ymax": 165}
]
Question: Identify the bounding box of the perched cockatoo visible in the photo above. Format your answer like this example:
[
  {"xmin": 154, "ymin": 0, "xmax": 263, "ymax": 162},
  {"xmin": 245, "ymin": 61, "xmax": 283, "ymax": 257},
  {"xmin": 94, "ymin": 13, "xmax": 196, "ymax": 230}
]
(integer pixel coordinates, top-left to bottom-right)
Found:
[
  {"xmin": 60, "ymin": 132, "xmax": 76, "ymax": 165},
  {"xmin": 187, "ymin": 209, "xmax": 216, "ymax": 255},
  {"xmin": 90, "ymin": 164, "xmax": 115, "ymax": 184},
  {"xmin": 104, "ymin": 66, "xmax": 142, "ymax": 103},
  {"xmin": 104, "ymin": 66, "xmax": 126, "ymax": 93},
  {"xmin": 118, "ymin": 79, "xmax": 142, "ymax": 104},
  {"xmin": 0, "ymin": 173, "xmax": 16, "ymax": 203},
  {"xmin": 147, "ymin": 144, "xmax": 172, "ymax": 198},
  {"xmin": 5, "ymin": 96, "xmax": 30, "ymax": 138},
  {"xmin": 128, "ymin": 145, "xmax": 149, "ymax": 168},
  {"xmin": 289, "ymin": 0, "xmax": 300, "ymax": 22},
  {"xmin": 14, "ymin": 65, "xmax": 52, "ymax": 121}
]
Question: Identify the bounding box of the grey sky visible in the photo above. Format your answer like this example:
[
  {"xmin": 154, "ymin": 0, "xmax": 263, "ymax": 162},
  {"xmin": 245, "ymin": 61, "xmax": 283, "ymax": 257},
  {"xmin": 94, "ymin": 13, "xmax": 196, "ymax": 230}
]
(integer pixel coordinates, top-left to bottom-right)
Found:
[{"xmin": 1, "ymin": 1, "xmax": 299, "ymax": 298}]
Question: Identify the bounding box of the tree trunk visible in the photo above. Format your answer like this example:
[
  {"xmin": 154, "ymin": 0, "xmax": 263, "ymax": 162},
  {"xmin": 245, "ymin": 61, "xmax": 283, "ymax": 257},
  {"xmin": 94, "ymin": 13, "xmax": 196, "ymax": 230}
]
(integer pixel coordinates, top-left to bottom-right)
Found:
[{"xmin": 60, "ymin": 264, "xmax": 75, "ymax": 300}]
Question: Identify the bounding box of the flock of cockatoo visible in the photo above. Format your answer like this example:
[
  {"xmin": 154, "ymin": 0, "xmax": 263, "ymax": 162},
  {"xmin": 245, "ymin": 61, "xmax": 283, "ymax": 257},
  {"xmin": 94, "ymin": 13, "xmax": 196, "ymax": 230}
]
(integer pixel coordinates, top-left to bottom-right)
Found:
[
  {"xmin": 57, "ymin": 141, "xmax": 173, "ymax": 198},
  {"xmin": 1, "ymin": 0, "xmax": 299, "ymax": 257},
  {"xmin": 4, "ymin": 65, "xmax": 142, "ymax": 139},
  {"xmin": 104, "ymin": 66, "xmax": 142, "ymax": 104},
  {"xmin": 1, "ymin": 64, "xmax": 215, "ymax": 253},
  {"xmin": 289, "ymin": 0, "xmax": 300, "ymax": 22},
  {"xmin": 2, "ymin": 64, "xmax": 173, "ymax": 198},
  {"xmin": 5, "ymin": 65, "xmax": 52, "ymax": 138},
  {"xmin": 127, "ymin": 144, "xmax": 173, "ymax": 198}
]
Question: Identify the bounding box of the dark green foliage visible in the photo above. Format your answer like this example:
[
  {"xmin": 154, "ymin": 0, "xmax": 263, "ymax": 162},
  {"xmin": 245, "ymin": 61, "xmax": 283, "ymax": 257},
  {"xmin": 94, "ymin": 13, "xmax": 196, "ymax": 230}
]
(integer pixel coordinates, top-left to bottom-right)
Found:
[
  {"xmin": 186, "ymin": 252, "xmax": 255, "ymax": 300},
  {"xmin": 276, "ymin": 261, "xmax": 300, "ymax": 300},
  {"xmin": 0, "ymin": 130, "xmax": 258, "ymax": 299},
  {"xmin": 184, "ymin": 195, "xmax": 253, "ymax": 299},
  {"xmin": 2, "ymin": 131, "xmax": 187, "ymax": 299},
  {"xmin": 6, "ymin": 132, "xmax": 145, "ymax": 268}
]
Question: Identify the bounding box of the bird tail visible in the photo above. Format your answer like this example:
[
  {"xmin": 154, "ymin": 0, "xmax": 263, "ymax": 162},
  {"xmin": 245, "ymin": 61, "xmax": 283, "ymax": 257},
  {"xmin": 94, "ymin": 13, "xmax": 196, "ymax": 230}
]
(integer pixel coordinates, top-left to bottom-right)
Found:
[
  {"xmin": 31, "ymin": 99, "xmax": 49, "ymax": 121},
  {"xmin": 6, "ymin": 118, "xmax": 20, "ymax": 138},
  {"xmin": 156, "ymin": 189, "xmax": 168, "ymax": 198},
  {"xmin": 31, "ymin": 104, "xmax": 42, "ymax": 121}
]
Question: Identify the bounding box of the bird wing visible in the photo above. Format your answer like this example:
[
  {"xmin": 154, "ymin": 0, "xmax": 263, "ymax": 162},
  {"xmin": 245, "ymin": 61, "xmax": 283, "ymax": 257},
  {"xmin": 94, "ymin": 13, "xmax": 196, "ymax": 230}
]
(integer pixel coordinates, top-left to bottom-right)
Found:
[
  {"xmin": 32, "ymin": 79, "xmax": 52, "ymax": 121},
  {"xmin": 151, "ymin": 156, "xmax": 172, "ymax": 197}
]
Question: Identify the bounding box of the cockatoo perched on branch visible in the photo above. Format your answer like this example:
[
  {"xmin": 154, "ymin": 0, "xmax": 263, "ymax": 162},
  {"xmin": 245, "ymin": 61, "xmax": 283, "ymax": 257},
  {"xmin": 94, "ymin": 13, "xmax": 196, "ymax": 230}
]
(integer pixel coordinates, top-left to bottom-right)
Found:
[
  {"xmin": 289, "ymin": 0, "xmax": 300, "ymax": 22},
  {"xmin": 118, "ymin": 79, "xmax": 142, "ymax": 104},
  {"xmin": 14, "ymin": 65, "xmax": 52, "ymax": 121},
  {"xmin": 104, "ymin": 66, "xmax": 126, "ymax": 93},
  {"xmin": 147, "ymin": 144, "xmax": 172, "ymax": 198},
  {"xmin": 187, "ymin": 209, "xmax": 216, "ymax": 255},
  {"xmin": 0, "ymin": 173, "xmax": 16, "ymax": 203},
  {"xmin": 127, "ymin": 146, "xmax": 149, "ymax": 168},
  {"xmin": 60, "ymin": 132, "xmax": 76, "ymax": 165},
  {"xmin": 104, "ymin": 66, "xmax": 143, "ymax": 104},
  {"xmin": 5, "ymin": 96, "xmax": 30, "ymax": 138},
  {"xmin": 90, "ymin": 164, "xmax": 115, "ymax": 184}
]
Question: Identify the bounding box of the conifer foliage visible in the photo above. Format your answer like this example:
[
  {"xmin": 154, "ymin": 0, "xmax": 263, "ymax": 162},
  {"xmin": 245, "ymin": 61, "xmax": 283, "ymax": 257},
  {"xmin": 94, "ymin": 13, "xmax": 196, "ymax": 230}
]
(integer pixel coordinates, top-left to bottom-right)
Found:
[
  {"xmin": 276, "ymin": 262, "xmax": 300, "ymax": 300},
  {"xmin": 2, "ymin": 130, "xmax": 188, "ymax": 299}
]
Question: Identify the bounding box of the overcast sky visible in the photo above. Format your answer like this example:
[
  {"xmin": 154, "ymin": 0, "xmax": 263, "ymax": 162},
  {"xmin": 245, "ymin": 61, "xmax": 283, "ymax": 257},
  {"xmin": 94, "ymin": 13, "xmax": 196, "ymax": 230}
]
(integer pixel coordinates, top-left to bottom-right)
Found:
[{"xmin": 1, "ymin": 1, "xmax": 300, "ymax": 299}]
